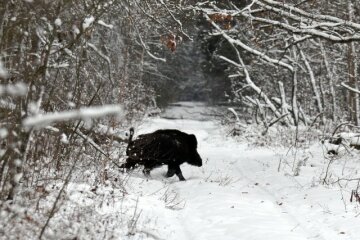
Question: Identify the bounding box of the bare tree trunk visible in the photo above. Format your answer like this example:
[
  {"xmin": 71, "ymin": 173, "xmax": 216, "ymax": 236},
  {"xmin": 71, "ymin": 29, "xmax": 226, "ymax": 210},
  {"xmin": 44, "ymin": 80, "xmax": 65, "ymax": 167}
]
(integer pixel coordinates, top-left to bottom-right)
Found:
[
  {"xmin": 291, "ymin": 46, "xmax": 299, "ymax": 126},
  {"xmin": 255, "ymin": 99, "xmax": 268, "ymax": 128},
  {"xmin": 298, "ymin": 105, "xmax": 309, "ymax": 126},
  {"xmin": 300, "ymin": 49, "xmax": 325, "ymax": 124},
  {"xmin": 320, "ymin": 41, "xmax": 336, "ymax": 121},
  {"xmin": 278, "ymin": 81, "xmax": 292, "ymax": 124},
  {"xmin": 319, "ymin": 76, "xmax": 326, "ymax": 114},
  {"xmin": 0, "ymin": 2, "xmax": 11, "ymax": 48},
  {"xmin": 347, "ymin": 0, "xmax": 359, "ymax": 125},
  {"xmin": 7, "ymin": 130, "xmax": 31, "ymax": 200}
]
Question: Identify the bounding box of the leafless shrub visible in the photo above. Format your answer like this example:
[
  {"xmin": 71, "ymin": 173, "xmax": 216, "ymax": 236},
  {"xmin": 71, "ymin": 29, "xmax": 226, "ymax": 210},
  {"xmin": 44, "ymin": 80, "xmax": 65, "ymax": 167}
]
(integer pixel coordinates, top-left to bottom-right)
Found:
[
  {"xmin": 127, "ymin": 197, "xmax": 142, "ymax": 236},
  {"xmin": 205, "ymin": 171, "xmax": 239, "ymax": 187},
  {"xmin": 160, "ymin": 187, "xmax": 185, "ymax": 210}
]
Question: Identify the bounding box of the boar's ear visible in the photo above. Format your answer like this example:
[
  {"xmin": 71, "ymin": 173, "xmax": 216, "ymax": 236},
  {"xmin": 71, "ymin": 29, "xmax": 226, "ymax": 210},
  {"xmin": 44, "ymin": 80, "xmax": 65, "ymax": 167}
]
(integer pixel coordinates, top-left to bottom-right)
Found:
[{"xmin": 188, "ymin": 134, "xmax": 198, "ymax": 148}]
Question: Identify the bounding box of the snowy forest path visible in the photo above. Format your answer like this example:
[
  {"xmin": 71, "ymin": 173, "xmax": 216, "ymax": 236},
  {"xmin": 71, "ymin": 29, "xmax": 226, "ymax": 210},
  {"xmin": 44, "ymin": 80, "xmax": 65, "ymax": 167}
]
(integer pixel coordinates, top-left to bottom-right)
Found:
[{"xmin": 124, "ymin": 103, "xmax": 348, "ymax": 240}]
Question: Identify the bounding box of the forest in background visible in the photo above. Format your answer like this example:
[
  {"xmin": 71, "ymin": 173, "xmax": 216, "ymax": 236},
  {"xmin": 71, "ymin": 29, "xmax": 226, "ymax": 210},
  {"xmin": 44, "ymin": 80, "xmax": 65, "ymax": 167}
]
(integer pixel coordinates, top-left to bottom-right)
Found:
[{"xmin": 2, "ymin": 0, "xmax": 360, "ymax": 238}]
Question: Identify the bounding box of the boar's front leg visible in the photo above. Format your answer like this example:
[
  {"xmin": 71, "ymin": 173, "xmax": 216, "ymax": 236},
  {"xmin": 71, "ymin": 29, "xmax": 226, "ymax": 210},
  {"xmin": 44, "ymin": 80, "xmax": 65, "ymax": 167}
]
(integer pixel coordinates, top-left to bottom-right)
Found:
[
  {"xmin": 176, "ymin": 167, "xmax": 186, "ymax": 181},
  {"xmin": 120, "ymin": 158, "xmax": 138, "ymax": 171},
  {"xmin": 166, "ymin": 164, "xmax": 185, "ymax": 181},
  {"xmin": 166, "ymin": 164, "xmax": 176, "ymax": 178},
  {"xmin": 142, "ymin": 160, "xmax": 159, "ymax": 177}
]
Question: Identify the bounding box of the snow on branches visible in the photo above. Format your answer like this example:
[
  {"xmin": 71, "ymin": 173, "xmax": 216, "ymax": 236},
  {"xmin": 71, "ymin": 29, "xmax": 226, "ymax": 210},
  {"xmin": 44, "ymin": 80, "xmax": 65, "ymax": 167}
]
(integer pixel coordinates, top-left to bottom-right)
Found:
[
  {"xmin": 23, "ymin": 105, "xmax": 125, "ymax": 128},
  {"xmin": 0, "ymin": 60, "xmax": 8, "ymax": 79}
]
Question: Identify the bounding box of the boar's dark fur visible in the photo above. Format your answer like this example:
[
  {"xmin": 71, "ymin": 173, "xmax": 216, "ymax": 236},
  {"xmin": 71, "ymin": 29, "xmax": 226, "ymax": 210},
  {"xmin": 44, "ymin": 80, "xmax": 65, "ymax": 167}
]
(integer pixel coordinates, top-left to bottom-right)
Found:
[{"xmin": 120, "ymin": 128, "xmax": 202, "ymax": 181}]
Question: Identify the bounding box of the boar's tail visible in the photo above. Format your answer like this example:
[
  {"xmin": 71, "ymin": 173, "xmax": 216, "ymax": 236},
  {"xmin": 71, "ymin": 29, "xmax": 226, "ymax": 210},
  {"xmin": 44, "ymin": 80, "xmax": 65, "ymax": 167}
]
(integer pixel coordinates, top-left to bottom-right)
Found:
[
  {"xmin": 126, "ymin": 127, "xmax": 135, "ymax": 155},
  {"xmin": 129, "ymin": 127, "xmax": 134, "ymax": 143}
]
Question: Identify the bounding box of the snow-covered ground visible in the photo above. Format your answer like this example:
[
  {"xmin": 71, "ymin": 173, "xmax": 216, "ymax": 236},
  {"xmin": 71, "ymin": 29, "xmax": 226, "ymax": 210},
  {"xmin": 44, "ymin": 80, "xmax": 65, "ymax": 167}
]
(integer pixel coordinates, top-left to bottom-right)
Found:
[
  {"xmin": 112, "ymin": 102, "xmax": 360, "ymax": 240},
  {"xmin": 2, "ymin": 102, "xmax": 360, "ymax": 240}
]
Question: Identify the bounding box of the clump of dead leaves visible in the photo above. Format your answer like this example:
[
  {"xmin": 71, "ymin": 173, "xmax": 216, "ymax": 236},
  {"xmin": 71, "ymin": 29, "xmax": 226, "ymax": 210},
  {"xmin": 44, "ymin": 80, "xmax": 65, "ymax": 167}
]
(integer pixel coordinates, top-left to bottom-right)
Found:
[
  {"xmin": 161, "ymin": 33, "xmax": 181, "ymax": 52},
  {"xmin": 208, "ymin": 13, "xmax": 234, "ymax": 30}
]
